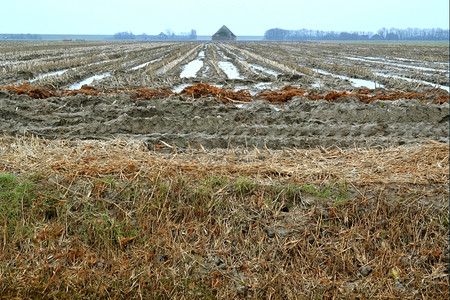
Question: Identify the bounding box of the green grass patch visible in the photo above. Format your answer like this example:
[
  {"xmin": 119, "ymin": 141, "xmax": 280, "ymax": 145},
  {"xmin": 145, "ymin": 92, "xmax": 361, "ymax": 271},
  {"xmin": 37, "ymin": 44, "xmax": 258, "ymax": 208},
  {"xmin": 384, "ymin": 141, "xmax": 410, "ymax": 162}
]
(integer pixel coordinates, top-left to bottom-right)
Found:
[
  {"xmin": 300, "ymin": 182, "xmax": 351, "ymax": 205},
  {"xmin": 0, "ymin": 173, "xmax": 36, "ymax": 236},
  {"xmin": 233, "ymin": 177, "xmax": 256, "ymax": 196}
]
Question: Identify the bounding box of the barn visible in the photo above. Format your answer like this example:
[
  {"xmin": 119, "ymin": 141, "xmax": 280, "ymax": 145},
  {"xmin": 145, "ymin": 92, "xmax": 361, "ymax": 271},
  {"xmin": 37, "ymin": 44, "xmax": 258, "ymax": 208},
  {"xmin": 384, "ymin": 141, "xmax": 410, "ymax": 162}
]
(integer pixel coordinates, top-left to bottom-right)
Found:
[{"xmin": 212, "ymin": 25, "xmax": 236, "ymax": 41}]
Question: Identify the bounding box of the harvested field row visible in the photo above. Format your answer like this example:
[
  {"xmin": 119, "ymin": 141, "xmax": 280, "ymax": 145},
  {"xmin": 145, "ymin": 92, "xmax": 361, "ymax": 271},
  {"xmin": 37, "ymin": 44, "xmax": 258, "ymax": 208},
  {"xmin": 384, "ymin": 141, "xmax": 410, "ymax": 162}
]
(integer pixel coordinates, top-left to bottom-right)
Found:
[
  {"xmin": 229, "ymin": 42, "xmax": 449, "ymax": 91},
  {"xmin": 0, "ymin": 136, "xmax": 448, "ymax": 299},
  {"xmin": 2, "ymin": 41, "xmax": 448, "ymax": 94},
  {"xmin": 0, "ymin": 43, "xmax": 197, "ymax": 89}
]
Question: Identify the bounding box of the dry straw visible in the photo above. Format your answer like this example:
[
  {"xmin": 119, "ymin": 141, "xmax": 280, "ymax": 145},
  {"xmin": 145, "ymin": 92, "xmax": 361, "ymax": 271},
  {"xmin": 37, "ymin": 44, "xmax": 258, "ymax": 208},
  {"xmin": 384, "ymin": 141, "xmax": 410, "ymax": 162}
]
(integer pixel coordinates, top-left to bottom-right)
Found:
[{"xmin": 1, "ymin": 135, "xmax": 448, "ymax": 186}]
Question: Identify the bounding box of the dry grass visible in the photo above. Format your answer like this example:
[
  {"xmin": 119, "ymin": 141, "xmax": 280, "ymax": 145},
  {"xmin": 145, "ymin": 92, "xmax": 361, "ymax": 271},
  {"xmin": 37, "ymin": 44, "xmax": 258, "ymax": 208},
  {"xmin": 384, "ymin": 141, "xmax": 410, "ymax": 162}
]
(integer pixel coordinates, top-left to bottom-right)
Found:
[{"xmin": 0, "ymin": 135, "xmax": 448, "ymax": 299}]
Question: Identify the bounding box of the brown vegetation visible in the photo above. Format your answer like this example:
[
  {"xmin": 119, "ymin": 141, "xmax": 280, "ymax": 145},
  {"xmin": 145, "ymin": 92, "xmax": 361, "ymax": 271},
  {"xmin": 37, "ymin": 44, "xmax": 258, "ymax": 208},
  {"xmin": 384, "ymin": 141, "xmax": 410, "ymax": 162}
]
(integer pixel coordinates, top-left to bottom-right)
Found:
[
  {"xmin": 1, "ymin": 82, "xmax": 448, "ymax": 104},
  {"xmin": 179, "ymin": 83, "xmax": 252, "ymax": 102},
  {"xmin": 1, "ymin": 82, "xmax": 56, "ymax": 99},
  {"xmin": 130, "ymin": 87, "xmax": 173, "ymax": 100}
]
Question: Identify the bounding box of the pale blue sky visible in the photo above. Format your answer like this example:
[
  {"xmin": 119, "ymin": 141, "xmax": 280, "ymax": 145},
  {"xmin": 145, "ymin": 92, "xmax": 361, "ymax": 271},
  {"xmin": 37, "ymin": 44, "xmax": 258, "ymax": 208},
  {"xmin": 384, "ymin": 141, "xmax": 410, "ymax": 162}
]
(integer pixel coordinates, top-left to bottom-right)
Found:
[{"xmin": 1, "ymin": 0, "xmax": 448, "ymax": 35}]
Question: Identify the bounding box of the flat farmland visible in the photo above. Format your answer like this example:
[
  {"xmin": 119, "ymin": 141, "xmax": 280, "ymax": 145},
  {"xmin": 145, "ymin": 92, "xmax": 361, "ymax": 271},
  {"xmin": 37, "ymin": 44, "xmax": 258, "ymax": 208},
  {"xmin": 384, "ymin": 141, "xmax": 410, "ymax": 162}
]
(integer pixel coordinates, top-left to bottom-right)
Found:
[{"xmin": 0, "ymin": 41, "xmax": 448, "ymax": 299}]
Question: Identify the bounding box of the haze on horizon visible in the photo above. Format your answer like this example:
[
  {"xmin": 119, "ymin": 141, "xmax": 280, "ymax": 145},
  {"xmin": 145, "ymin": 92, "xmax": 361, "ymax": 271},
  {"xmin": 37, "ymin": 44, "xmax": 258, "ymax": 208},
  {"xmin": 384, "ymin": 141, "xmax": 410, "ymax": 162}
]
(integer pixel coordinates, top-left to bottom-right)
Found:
[{"xmin": 1, "ymin": 0, "xmax": 448, "ymax": 36}]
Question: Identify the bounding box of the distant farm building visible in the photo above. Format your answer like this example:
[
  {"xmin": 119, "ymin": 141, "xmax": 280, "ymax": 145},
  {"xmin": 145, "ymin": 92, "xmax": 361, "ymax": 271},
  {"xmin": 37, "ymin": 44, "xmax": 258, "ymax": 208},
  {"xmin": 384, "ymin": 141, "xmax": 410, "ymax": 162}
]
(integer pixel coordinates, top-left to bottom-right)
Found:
[
  {"xmin": 157, "ymin": 32, "xmax": 169, "ymax": 40},
  {"xmin": 212, "ymin": 25, "xmax": 236, "ymax": 41}
]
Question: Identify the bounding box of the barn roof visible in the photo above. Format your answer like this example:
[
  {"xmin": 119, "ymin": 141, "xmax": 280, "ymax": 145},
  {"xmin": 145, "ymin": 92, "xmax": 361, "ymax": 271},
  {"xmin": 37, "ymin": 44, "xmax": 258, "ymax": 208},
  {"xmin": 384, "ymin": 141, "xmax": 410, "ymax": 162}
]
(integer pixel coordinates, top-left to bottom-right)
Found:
[{"xmin": 212, "ymin": 25, "xmax": 236, "ymax": 38}]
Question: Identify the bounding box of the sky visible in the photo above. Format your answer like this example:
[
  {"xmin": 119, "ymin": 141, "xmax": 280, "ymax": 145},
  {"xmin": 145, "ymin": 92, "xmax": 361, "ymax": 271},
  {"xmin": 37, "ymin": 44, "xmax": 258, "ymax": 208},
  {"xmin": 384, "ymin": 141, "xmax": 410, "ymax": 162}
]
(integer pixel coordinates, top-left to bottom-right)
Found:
[{"xmin": 1, "ymin": 0, "xmax": 448, "ymax": 36}]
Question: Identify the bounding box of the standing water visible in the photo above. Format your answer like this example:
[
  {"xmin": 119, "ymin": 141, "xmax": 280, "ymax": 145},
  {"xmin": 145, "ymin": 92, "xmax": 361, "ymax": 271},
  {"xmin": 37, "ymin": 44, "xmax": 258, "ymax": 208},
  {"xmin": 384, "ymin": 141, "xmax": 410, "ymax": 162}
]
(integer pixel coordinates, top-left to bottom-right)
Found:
[{"xmin": 68, "ymin": 73, "xmax": 110, "ymax": 90}]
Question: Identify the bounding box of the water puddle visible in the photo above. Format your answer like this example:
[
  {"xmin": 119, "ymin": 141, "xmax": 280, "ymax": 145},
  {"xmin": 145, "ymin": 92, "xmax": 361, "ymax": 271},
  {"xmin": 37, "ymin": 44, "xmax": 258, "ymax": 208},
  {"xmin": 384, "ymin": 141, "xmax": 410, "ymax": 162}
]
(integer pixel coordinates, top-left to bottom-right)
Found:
[
  {"xmin": 254, "ymin": 82, "xmax": 274, "ymax": 90},
  {"xmin": 315, "ymin": 69, "xmax": 333, "ymax": 76},
  {"xmin": 156, "ymin": 46, "xmax": 202, "ymax": 75},
  {"xmin": 249, "ymin": 64, "xmax": 279, "ymax": 76},
  {"xmin": 131, "ymin": 62, "xmax": 152, "ymax": 71},
  {"xmin": 349, "ymin": 78, "xmax": 381, "ymax": 89},
  {"xmin": 316, "ymin": 69, "xmax": 380, "ymax": 89},
  {"xmin": 87, "ymin": 59, "xmax": 116, "ymax": 67},
  {"xmin": 218, "ymin": 62, "xmax": 244, "ymax": 79},
  {"xmin": 269, "ymin": 104, "xmax": 283, "ymax": 111},
  {"xmin": 68, "ymin": 72, "xmax": 110, "ymax": 90},
  {"xmin": 345, "ymin": 56, "xmax": 448, "ymax": 73},
  {"xmin": 172, "ymin": 83, "xmax": 191, "ymax": 93},
  {"xmin": 131, "ymin": 58, "xmax": 162, "ymax": 71},
  {"xmin": 30, "ymin": 69, "xmax": 70, "ymax": 82},
  {"xmin": 376, "ymin": 72, "xmax": 450, "ymax": 92},
  {"xmin": 201, "ymin": 65, "xmax": 210, "ymax": 76},
  {"xmin": 180, "ymin": 60, "xmax": 204, "ymax": 78},
  {"xmin": 384, "ymin": 61, "xmax": 447, "ymax": 73},
  {"xmin": 216, "ymin": 50, "xmax": 231, "ymax": 60},
  {"xmin": 178, "ymin": 49, "xmax": 207, "ymax": 78},
  {"xmin": 234, "ymin": 103, "xmax": 284, "ymax": 111}
]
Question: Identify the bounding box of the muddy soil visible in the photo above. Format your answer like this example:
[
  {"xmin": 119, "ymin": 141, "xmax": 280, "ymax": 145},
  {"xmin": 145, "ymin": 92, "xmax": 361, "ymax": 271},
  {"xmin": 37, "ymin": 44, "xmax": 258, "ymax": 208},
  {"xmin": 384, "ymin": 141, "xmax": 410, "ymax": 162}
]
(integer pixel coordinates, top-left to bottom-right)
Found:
[{"xmin": 1, "ymin": 90, "xmax": 448, "ymax": 149}]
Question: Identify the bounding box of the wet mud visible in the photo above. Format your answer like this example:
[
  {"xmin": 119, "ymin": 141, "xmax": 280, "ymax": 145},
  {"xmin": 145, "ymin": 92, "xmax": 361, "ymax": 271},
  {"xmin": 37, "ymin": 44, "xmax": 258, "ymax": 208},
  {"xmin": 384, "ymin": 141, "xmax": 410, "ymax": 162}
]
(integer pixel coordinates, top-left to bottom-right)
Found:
[{"xmin": 1, "ymin": 89, "xmax": 448, "ymax": 149}]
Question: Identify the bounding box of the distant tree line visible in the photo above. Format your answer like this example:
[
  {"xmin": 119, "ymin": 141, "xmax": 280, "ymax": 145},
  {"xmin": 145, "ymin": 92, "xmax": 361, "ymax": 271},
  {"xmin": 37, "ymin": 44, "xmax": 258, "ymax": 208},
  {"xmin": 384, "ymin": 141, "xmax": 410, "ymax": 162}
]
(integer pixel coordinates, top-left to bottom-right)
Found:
[
  {"xmin": 1, "ymin": 33, "xmax": 42, "ymax": 40},
  {"xmin": 114, "ymin": 31, "xmax": 135, "ymax": 40},
  {"xmin": 114, "ymin": 29, "xmax": 197, "ymax": 40},
  {"xmin": 264, "ymin": 27, "xmax": 449, "ymax": 41}
]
